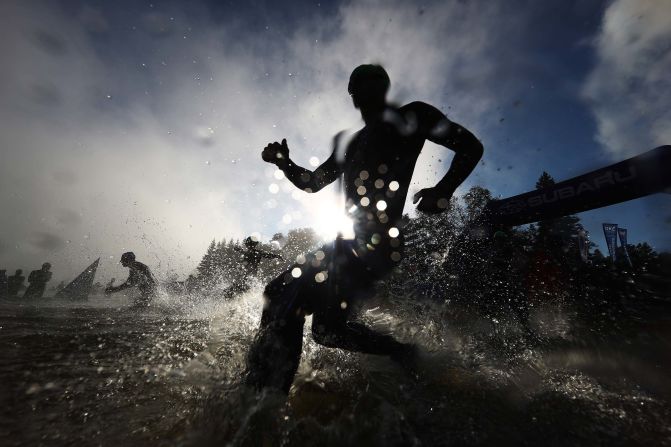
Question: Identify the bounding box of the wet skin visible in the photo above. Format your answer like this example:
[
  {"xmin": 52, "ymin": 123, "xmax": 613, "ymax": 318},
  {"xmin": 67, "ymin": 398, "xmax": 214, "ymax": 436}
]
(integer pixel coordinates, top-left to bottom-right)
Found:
[{"xmin": 249, "ymin": 97, "xmax": 483, "ymax": 393}]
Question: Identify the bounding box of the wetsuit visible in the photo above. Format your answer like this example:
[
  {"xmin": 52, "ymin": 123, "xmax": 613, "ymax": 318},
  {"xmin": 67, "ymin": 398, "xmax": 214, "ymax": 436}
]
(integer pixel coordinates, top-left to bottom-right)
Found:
[
  {"xmin": 246, "ymin": 102, "xmax": 483, "ymax": 393},
  {"xmin": 108, "ymin": 261, "xmax": 157, "ymax": 305},
  {"xmin": 24, "ymin": 268, "xmax": 52, "ymax": 299}
]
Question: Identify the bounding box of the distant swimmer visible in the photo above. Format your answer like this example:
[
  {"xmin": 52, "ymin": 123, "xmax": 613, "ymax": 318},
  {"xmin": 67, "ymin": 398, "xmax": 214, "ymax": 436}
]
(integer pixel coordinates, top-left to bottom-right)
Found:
[
  {"xmin": 24, "ymin": 263, "xmax": 52, "ymax": 299},
  {"xmin": 241, "ymin": 236, "xmax": 282, "ymax": 274},
  {"xmin": 7, "ymin": 269, "xmax": 25, "ymax": 297},
  {"xmin": 245, "ymin": 64, "xmax": 483, "ymax": 393},
  {"xmin": 104, "ymin": 252, "xmax": 157, "ymax": 306},
  {"xmin": 228, "ymin": 236, "xmax": 283, "ymax": 296}
]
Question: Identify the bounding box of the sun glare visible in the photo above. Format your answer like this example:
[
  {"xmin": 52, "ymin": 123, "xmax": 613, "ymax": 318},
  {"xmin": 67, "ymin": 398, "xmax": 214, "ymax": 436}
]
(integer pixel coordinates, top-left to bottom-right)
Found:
[{"xmin": 307, "ymin": 195, "xmax": 355, "ymax": 240}]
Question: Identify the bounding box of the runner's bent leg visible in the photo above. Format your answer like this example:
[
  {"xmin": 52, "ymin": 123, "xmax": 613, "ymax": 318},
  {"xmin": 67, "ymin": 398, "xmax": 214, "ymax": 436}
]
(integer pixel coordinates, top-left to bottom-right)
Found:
[{"xmin": 245, "ymin": 272, "xmax": 307, "ymax": 394}]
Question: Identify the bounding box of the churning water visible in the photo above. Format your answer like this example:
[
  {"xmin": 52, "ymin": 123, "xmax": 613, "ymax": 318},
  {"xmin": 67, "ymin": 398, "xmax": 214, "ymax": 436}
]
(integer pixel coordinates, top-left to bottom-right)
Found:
[{"xmin": 1, "ymin": 287, "xmax": 670, "ymax": 446}]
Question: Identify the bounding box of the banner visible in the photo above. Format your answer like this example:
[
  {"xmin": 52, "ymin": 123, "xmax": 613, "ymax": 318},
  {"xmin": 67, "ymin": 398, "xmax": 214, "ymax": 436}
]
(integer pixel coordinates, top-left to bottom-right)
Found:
[
  {"xmin": 617, "ymin": 228, "xmax": 633, "ymax": 267},
  {"xmin": 602, "ymin": 223, "xmax": 618, "ymax": 262},
  {"xmin": 578, "ymin": 230, "xmax": 589, "ymax": 262},
  {"xmin": 487, "ymin": 146, "xmax": 671, "ymax": 227}
]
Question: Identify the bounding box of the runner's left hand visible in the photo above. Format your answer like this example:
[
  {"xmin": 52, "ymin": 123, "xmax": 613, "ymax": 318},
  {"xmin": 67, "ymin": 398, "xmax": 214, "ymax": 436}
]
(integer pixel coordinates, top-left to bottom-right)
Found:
[{"xmin": 413, "ymin": 187, "xmax": 452, "ymax": 214}]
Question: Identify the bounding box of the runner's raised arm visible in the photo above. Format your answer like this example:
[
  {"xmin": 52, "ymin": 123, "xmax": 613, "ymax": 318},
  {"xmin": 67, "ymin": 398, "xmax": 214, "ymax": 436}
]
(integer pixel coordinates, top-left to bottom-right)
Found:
[
  {"xmin": 410, "ymin": 101, "xmax": 484, "ymax": 214},
  {"xmin": 262, "ymin": 138, "xmax": 343, "ymax": 193}
]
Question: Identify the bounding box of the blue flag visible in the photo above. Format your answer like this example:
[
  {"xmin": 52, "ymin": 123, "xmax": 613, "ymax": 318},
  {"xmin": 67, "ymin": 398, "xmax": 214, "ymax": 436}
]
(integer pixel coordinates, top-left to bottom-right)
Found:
[
  {"xmin": 602, "ymin": 223, "xmax": 618, "ymax": 262},
  {"xmin": 617, "ymin": 228, "xmax": 633, "ymax": 267}
]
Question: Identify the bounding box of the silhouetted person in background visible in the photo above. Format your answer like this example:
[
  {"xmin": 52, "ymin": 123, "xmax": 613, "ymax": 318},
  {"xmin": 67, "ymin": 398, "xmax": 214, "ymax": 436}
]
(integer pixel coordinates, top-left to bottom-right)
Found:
[
  {"xmin": 184, "ymin": 274, "xmax": 197, "ymax": 293},
  {"xmin": 230, "ymin": 237, "xmax": 283, "ymax": 295},
  {"xmin": 0, "ymin": 270, "xmax": 7, "ymax": 298},
  {"xmin": 24, "ymin": 262, "xmax": 52, "ymax": 299},
  {"xmin": 104, "ymin": 252, "xmax": 157, "ymax": 306},
  {"xmin": 7, "ymin": 269, "xmax": 25, "ymax": 297},
  {"xmin": 241, "ymin": 236, "xmax": 282, "ymax": 275},
  {"xmin": 246, "ymin": 64, "xmax": 483, "ymax": 393}
]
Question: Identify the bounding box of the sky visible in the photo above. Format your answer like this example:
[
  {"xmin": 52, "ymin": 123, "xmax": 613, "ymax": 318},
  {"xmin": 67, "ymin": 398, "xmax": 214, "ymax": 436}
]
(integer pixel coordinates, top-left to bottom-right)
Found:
[{"xmin": 0, "ymin": 0, "xmax": 669, "ymax": 283}]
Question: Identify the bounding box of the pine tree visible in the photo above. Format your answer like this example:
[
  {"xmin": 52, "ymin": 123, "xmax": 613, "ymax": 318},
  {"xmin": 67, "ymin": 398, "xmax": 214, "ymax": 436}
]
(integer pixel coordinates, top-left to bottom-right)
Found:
[
  {"xmin": 533, "ymin": 171, "xmax": 583, "ymax": 261},
  {"xmin": 197, "ymin": 239, "xmax": 217, "ymax": 278}
]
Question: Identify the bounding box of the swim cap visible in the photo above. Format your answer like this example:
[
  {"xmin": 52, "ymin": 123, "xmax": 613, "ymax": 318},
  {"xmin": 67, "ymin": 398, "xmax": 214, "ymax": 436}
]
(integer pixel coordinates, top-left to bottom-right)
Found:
[{"xmin": 348, "ymin": 64, "xmax": 390, "ymax": 97}]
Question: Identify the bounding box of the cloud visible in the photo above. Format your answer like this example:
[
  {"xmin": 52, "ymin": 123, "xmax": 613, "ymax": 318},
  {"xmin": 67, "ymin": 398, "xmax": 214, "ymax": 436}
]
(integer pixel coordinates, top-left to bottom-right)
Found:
[
  {"xmin": 30, "ymin": 232, "xmax": 67, "ymax": 251},
  {"xmin": 582, "ymin": 0, "xmax": 671, "ymax": 158},
  {"xmin": 0, "ymin": 0, "xmax": 544, "ymax": 281}
]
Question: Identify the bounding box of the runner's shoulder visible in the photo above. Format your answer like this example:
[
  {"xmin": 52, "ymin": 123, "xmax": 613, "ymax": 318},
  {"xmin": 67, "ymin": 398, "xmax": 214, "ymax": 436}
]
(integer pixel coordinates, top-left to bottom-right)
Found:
[{"xmin": 400, "ymin": 101, "xmax": 446, "ymax": 119}]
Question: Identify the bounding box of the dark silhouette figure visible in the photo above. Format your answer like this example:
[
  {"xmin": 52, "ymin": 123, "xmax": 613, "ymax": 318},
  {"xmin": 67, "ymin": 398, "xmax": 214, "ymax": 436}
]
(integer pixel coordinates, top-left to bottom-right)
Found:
[
  {"xmin": 246, "ymin": 64, "xmax": 483, "ymax": 393},
  {"xmin": 7, "ymin": 269, "xmax": 25, "ymax": 297},
  {"xmin": 104, "ymin": 252, "xmax": 157, "ymax": 306},
  {"xmin": 24, "ymin": 263, "xmax": 53, "ymax": 299},
  {"xmin": 241, "ymin": 237, "xmax": 283, "ymax": 275},
  {"xmin": 184, "ymin": 274, "xmax": 197, "ymax": 293},
  {"xmin": 229, "ymin": 237, "xmax": 283, "ymax": 296},
  {"xmin": 0, "ymin": 270, "xmax": 7, "ymax": 298}
]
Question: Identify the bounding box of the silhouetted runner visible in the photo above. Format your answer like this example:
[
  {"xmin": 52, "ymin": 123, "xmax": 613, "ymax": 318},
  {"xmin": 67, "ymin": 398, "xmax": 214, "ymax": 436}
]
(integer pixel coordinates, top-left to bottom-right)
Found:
[
  {"xmin": 104, "ymin": 252, "xmax": 157, "ymax": 306},
  {"xmin": 7, "ymin": 269, "xmax": 25, "ymax": 297},
  {"xmin": 245, "ymin": 64, "xmax": 483, "ymax": 393},
  {"xmin": 226, "ymin": 237, "xmax": 283, "ymax": 297},
  {"xmin": 24, "ymin": 262, "xmax": 52, "ymax": 299},
  {"xmin": 0, "ymin": 270, "xmax": 7, "ymax": 298}
]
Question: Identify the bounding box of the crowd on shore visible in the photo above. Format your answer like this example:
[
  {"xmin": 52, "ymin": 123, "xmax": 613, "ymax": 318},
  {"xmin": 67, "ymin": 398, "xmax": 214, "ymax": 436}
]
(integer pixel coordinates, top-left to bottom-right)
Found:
[{"xmin": 0, "ymin": 263, "xmax": 52, "ymax": 299}]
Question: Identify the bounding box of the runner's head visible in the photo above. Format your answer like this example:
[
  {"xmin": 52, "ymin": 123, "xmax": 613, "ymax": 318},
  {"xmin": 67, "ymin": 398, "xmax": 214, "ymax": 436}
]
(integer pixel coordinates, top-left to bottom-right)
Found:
[
  {"xmin": 15, "ymin": 269, "xmax": 22, "ymax": 276},
  {"xmin": 41, "ymin": 262, "xmax": 51, "ymax": 271},
  {"xmin": 348, "ymin": 64, "xmax": 389, "ymax": 110},
  {"xmin": 120, "ymin": 251, "xmax": 136, "ymax": 267},
  {"xmin": 244, "ymin": 236, "xmax": 259, "ymax": 248}
]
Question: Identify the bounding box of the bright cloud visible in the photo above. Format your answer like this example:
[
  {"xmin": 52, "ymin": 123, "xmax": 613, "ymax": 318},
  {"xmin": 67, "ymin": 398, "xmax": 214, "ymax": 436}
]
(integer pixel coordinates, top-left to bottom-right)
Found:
[{"xmin": 583, "ymin": 0, "xmax": 671, "ymax": 158}]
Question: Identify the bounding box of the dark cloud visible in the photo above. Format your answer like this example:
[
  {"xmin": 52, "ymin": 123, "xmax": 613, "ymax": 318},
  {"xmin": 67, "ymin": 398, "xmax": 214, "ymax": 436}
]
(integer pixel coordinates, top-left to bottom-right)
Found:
[
  {"xmin": 30, "ymin": 232, "xmax": 66, "ymax": 251},
  {"xmin": 33, "ymin": 29, "xmax": 67, "ymax": 55}
]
